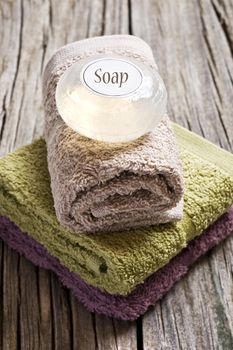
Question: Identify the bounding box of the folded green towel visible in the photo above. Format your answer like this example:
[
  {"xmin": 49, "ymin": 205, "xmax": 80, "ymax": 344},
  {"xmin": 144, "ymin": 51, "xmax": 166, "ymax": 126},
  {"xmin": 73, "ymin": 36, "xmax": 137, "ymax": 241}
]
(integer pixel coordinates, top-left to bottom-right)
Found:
[{"xmin": 0, "ymin": 124, "xmax": 233, "ymax": 295}]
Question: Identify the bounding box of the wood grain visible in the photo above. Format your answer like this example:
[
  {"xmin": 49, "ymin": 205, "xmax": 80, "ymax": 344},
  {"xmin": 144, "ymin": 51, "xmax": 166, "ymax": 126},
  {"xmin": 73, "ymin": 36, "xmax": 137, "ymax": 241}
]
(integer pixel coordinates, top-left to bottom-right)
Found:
[{"xmin": 0, "ymin": 0, "xmax": 233, "ymax": 349}]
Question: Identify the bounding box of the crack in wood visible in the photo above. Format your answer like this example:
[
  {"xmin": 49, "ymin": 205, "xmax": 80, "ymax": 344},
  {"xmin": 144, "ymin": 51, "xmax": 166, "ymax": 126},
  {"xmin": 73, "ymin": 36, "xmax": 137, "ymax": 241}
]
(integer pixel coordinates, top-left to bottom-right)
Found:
[
  {"xmin": 111, "ymin": 318, "xmax": 118, "ymax": 349},
  {"xmin": 159, "ymin": 302, "xmax": 166, "ymax": 338},
  {"xmin": 91, "ymin": 313, "xmax": 99, "ymax": 350},
  {"xmin": 16, "ymin": 256, "xmax": 21, "ymax": 350},
  {"xmin": 0, "ymin": 92, "xmax": 7, "ymax": 142},
  {"xmin": 172, "ymin": 307, "xmax": 183, "ymax": 350},
  {"xmin": 128, "ymin": 0, "xmax": 132, "ymax": 35},
  {"xmin": 67, "ymin": 291, "xmax": 74, "ymax": 350},
  {"xmin": 136, "ymin": 316, "xmax": 143, "ymax": 350},
  {"xmin": 49, "ymin": 274, "xmax": 56, "ymax": 350},
  {"xmin": 40, "ymin": 32, "xmax": 48, "ymax": 75},
  {"xmin": 13, "ymin": 92, "xmax": 24, "ymax": 149},
  {"xmin": 10, "ymin": 0, "xmax": 24, "ymax": 102},
  {"xmin": 48, "ymin": 0, "xmax": 53, "ymax": 34},
  {"xmin": 101, "ymin": 0, "xmax": 106, "ymax": 36},
  {"xmin": 212, "ymin": 0, "xmax": 233, "ymax": 57}
]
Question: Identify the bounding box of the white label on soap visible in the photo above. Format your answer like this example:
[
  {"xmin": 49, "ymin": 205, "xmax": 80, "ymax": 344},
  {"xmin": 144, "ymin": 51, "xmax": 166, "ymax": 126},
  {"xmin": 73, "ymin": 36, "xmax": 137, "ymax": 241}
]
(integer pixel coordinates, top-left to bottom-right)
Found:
[{"xmin": 80, "ymin": 58, "xmax": 143, "ymax": 97}]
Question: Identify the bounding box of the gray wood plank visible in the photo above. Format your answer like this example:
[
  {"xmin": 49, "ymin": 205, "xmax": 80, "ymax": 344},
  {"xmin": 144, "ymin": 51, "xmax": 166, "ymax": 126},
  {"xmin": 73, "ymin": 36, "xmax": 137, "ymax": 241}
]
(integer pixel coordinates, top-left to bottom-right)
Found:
[
  {"xmin": 131, "ymin": 0, "xmax": 233, "ymax": 349},
  {"xmin": 1, "ymin": 245, "xmax": 19, "ymax": 350},
  {"xmin": 0, "ymin": 0, "xmax": 138, "ymax": 349}
]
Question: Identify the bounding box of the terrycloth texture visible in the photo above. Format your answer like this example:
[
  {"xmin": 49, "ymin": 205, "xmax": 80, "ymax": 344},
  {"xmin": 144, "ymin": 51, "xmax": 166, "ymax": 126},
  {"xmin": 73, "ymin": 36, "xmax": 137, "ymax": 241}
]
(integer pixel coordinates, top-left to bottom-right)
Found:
[
  {"xmin": 0, "ymin": 208, "xmax": 233, "ymax": 320},
  {"xmin": 43, "ymin": 35, "xmax": 184, "ymax": 233},
  {"xmin": 0, "ymin": 125, "xmax": 233, "ymax": 295}
]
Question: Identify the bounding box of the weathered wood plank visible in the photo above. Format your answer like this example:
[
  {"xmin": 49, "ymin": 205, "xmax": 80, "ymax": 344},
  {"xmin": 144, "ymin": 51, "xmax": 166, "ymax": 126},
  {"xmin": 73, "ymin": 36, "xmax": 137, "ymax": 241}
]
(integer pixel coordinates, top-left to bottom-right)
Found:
[
  {"xmin": 94, "ymin": 315, "xmax": 137, "ymax": 350},
  {"xmin": 0, "ymin": 0, "xmax": 233, "ymax": 349},
  {"xmin": 0, "ymin": 0, "xmax": 139, "ymax": 349},
  {"xmin": 1, "ymin": 245, "xmax": 19, "ymax": 350},
  {"xmin": 69, "ymin": 298, "xmax": 97, "ymax": 350},
  {"xmin": 37, "ymin": 269, "xmax": 53, "ymax": 350},
  {"xmin": 143, "ymin": 249, "xmax": 233, "ymax": 350},
  {"xmin": 131, "ymin": 0, "xmax": 233, "ymax": 349},
  {"xmin": 18, "ymin": 258, "xmax": 40, "ymax": 350}
]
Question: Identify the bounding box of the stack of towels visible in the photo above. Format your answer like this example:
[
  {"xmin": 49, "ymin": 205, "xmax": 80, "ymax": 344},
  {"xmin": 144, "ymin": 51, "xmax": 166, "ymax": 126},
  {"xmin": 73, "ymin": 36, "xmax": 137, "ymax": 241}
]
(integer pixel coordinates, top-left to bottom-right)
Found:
[{"xmin": 1, "ymin": 35, "xmax": 233, "ymax": 321}]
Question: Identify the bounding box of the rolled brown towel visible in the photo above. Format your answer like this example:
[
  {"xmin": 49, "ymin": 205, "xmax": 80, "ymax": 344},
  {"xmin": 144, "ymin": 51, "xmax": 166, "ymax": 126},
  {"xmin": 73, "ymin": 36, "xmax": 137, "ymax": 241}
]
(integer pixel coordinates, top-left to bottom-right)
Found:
[{"xmin": 43, "ymin": 35, "xmax": 184, "ymax": 233}]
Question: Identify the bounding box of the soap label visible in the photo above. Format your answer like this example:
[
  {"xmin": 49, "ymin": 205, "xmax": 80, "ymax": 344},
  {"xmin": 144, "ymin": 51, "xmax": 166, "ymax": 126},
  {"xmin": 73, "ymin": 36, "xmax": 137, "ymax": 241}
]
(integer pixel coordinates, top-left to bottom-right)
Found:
[{"xmin": 80, "ymin": 58, "xmax": 143, "ymax": 97}]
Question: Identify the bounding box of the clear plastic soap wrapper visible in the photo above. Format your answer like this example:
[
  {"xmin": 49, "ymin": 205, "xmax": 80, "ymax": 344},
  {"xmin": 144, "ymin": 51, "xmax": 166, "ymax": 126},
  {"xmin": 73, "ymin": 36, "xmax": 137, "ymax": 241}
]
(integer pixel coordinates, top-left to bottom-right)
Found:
[{"xmin": 56, "ymin": 55, "xmax": 167, "ymax": 143}]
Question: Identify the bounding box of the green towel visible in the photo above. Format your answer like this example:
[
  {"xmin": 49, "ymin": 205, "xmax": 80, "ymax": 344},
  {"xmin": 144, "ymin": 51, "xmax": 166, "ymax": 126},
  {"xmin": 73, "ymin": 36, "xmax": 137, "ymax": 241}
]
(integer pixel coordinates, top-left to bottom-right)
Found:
[{"xmin": 0, "ymin": 124, "xmax": 233, "ymax": 295}]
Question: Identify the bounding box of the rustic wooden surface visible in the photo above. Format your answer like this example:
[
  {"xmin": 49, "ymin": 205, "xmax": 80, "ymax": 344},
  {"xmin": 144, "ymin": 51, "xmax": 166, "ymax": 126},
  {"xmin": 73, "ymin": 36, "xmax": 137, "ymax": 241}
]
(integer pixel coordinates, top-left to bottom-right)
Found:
[{"xmin": 0, "ymin": 0, "xmax": 233, "ymax": 349}]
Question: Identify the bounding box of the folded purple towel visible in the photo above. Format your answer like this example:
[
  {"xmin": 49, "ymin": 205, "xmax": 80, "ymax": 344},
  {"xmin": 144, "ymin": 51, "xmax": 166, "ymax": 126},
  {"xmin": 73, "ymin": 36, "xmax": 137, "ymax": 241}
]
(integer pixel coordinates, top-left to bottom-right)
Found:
[{"xmin": 0, "ymin": 208, "xmax": 233, "ymax": 320}]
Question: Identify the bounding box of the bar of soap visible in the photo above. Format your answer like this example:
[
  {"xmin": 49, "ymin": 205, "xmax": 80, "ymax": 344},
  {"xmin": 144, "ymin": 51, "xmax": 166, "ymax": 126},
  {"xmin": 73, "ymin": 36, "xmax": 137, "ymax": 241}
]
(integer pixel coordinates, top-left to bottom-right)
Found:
[{"xmin": 56, "ymin": 55, "xmax": 167, "ymax": 143}]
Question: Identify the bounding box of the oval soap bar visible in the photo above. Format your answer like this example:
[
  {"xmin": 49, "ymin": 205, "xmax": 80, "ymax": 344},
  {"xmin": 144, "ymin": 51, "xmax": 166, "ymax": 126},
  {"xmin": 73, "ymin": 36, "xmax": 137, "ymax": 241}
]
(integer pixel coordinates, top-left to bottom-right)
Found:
[{"xmin": 56, "ymin": 55, "xmax": 167, "ymax": 143}]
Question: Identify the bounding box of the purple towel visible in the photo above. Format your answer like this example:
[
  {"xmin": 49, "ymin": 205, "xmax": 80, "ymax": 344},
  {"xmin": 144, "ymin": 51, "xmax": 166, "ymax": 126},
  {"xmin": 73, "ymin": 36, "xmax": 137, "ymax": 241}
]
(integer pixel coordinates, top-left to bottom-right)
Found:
[{"xmin": 0, "ymin": 208, "xmax": 233, "ymax": 320}]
